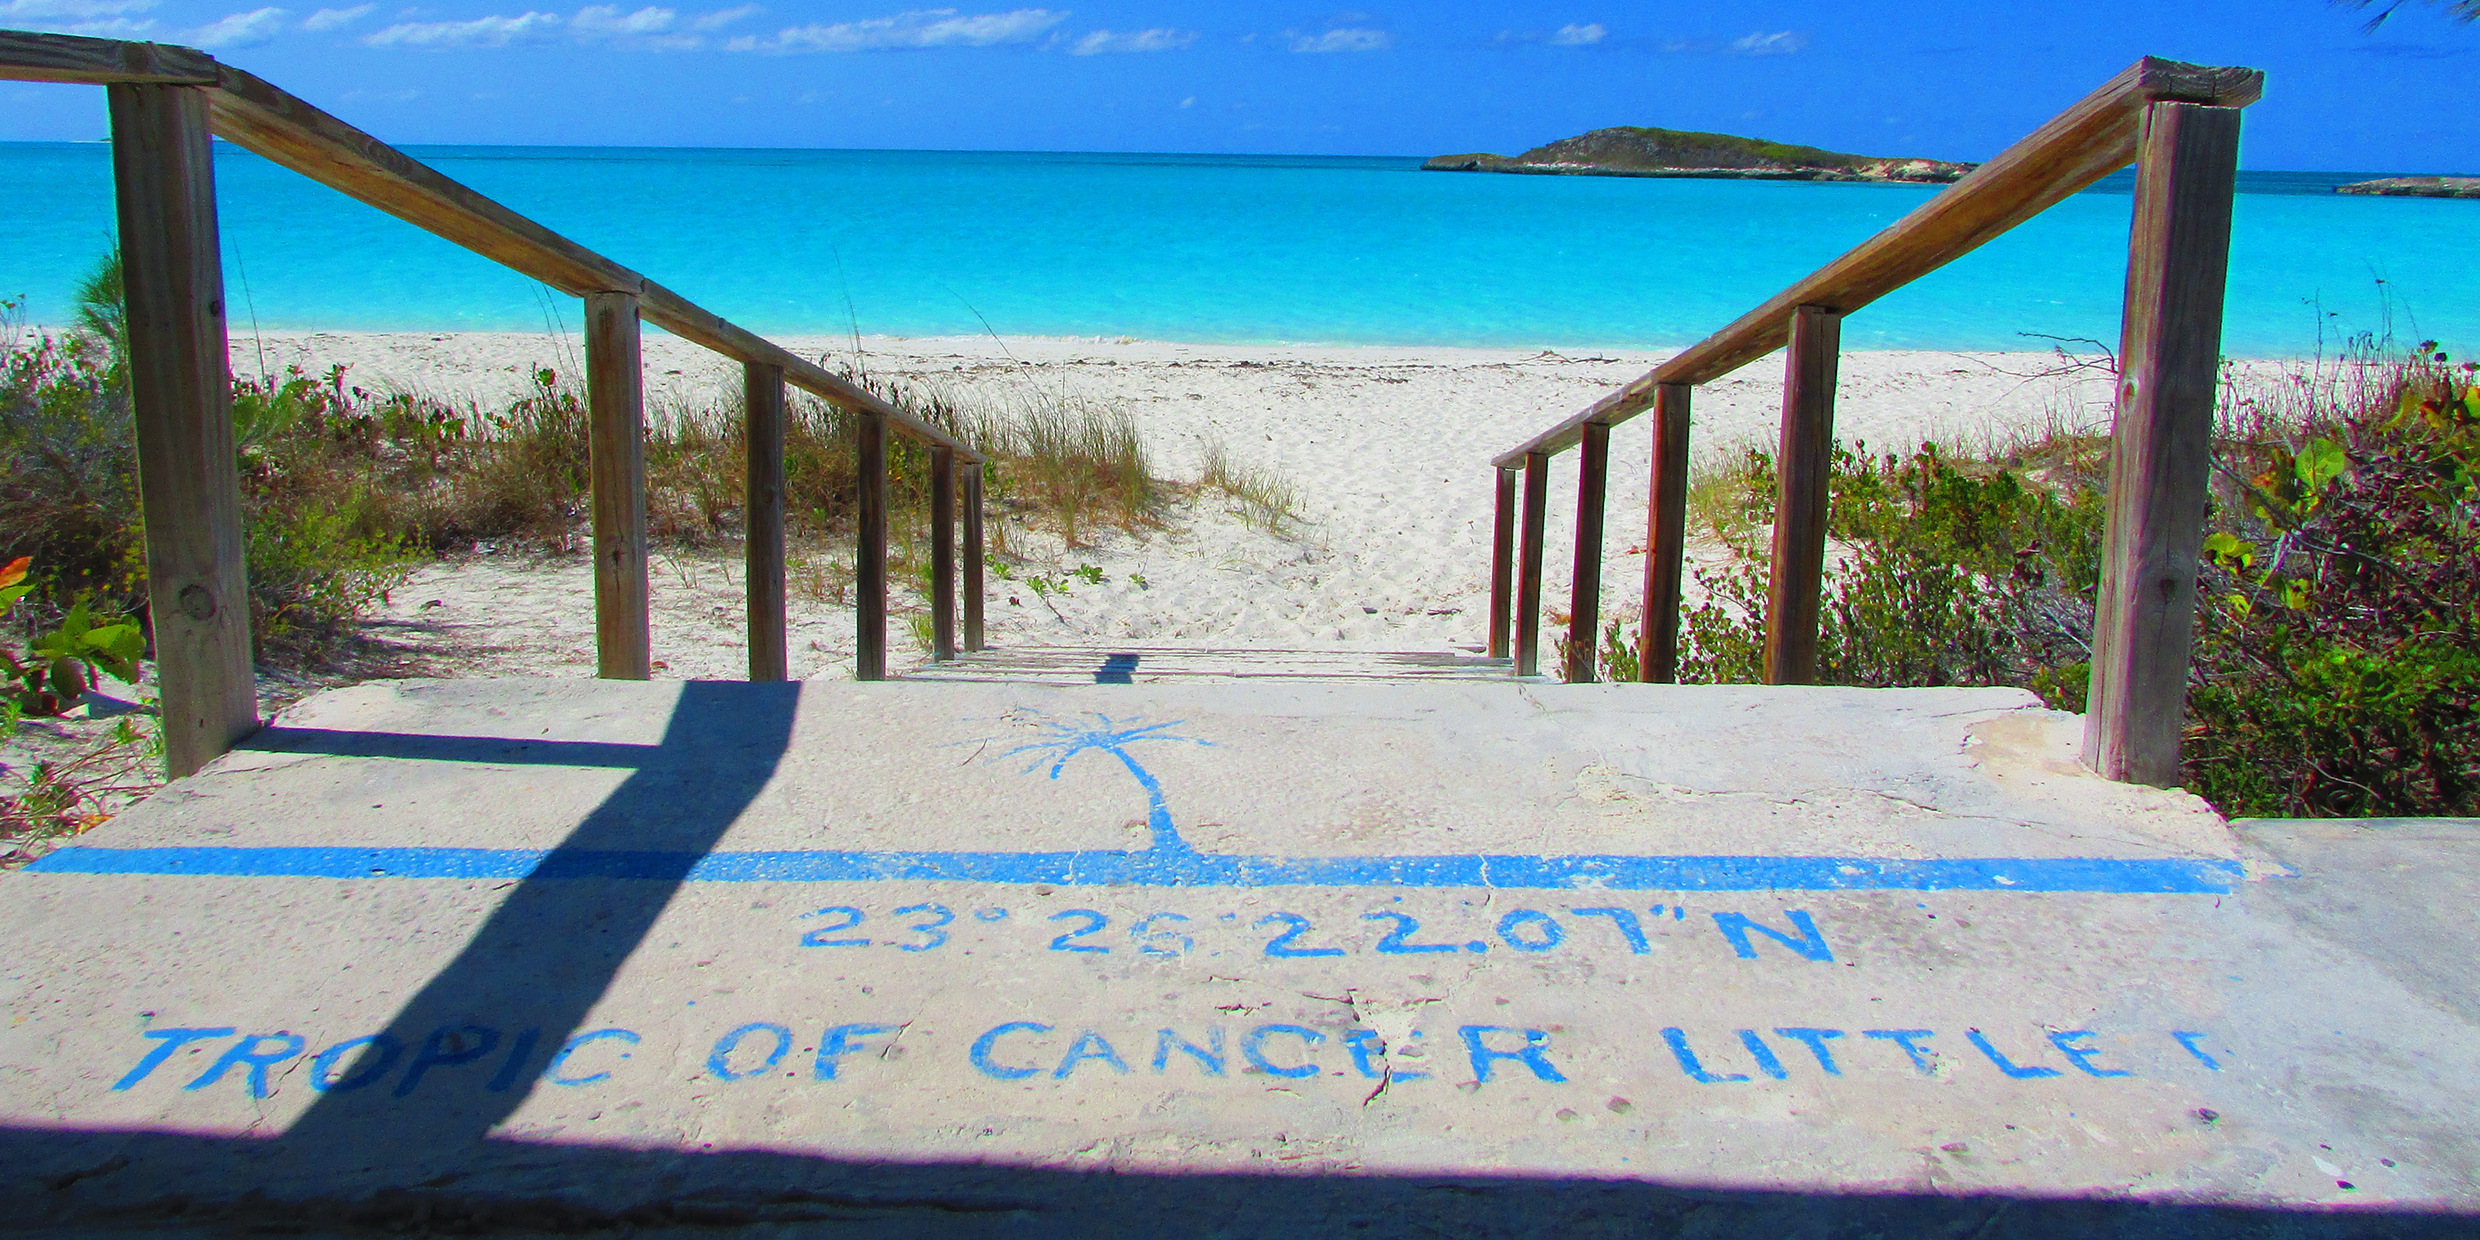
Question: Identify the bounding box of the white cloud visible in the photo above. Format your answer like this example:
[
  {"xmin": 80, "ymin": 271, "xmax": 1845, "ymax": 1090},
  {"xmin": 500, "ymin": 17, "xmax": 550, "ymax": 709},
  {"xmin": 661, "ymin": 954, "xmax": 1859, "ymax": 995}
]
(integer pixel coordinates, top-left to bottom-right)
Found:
[
  {"xmin": 1178, "ymin": 94, "xmax": 1192, "ymax": 107},
  {"xmin": 1548, "ymin": 22, "xmax": 1602, "ymax": 46},
  {"xmin": 301, "ymin": 3, "xmax": 370, "ymax": 29},
  {"xmin": 1070, "ymin": 27, "xmax": 1192, "ymax": 55},
  {"xmin": 1288, "ymin": 27, "xmax": 1387, "ymax": 53},
  {"xmin": 1730, "ymin": 29, "xmax": 1806, "ymax": 56},
  {"xmin": 729, "ymin": 7, "xmax": 1066, "ymax": 53},
  {"xmin": 0, "ymin": 0, "xmax": 152, "ymax": 17},
  {"xmin": 0, "ymin": 0, "xmax": 158, "ymax": 33},
  {"xmin": 688, "ymin": 1, "xmax": 753, "ymax": 30},
  {"xmin": 56, "ymin": 16, "xmax": 157, "ymax": 33},
  {"xmin": 186, "ymin": 6, "xmax": 290, "ymax": 47},
  {"xmin": 570, "ymin": 3, "xmax": 670, "ymax": 36},
  {"xmin": 363, "ymin": 10, "xmax": 562, "ymax": 45}
]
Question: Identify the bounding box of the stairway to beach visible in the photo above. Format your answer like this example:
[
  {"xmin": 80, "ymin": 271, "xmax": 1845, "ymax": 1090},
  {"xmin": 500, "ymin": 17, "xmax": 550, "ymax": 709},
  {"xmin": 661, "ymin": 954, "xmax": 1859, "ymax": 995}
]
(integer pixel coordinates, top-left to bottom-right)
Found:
[{"xmin": 902, "ymin": 643, "xmax": 1511, "ymax": 684}]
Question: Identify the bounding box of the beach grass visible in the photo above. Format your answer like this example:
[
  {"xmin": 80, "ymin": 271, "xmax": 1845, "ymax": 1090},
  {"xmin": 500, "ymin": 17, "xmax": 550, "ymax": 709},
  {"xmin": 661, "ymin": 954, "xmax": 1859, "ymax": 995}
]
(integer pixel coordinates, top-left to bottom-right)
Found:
[
  {"xmin": 1198, "ymin": 438, "xmax": 1302, "ymax": 533},
  {"xmin": 970, "ymin": 389, "xmax": 1157, "ymax": 549}
]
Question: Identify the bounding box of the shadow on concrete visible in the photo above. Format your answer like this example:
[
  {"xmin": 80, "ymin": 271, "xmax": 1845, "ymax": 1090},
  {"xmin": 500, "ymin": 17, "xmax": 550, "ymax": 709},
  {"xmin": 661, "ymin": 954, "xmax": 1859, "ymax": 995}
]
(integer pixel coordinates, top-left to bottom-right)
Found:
[
  {"xmin": 249, "ymin": 725, "xmax": 663, "ymax": 767},
  {"xmin": 260, "ymin": 679, "xmax": 803, "ymax": 1179},
  {"xmin": 2, "ymin": 1125, "xmax": 2472, "ymax": 1237}
]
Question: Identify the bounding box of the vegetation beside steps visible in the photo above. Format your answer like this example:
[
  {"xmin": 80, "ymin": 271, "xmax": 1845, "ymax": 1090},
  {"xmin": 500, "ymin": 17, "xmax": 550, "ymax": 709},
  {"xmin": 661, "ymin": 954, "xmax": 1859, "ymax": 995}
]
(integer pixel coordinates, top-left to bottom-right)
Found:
[
  {"xmin": 0, "ymin": 251, "xmax": 1182, "ymax": 863},
  {"xmin": 1581, "ymin": 339, "xmax": 2480, "ymax": 819}
]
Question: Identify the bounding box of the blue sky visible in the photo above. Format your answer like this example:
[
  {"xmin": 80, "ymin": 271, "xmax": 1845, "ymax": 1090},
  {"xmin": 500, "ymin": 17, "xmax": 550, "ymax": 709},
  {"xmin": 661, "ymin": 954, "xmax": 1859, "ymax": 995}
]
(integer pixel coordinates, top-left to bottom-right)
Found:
[{"xmin": 1, "ymin": 1, "xmax": 2473, "ymax": 168}]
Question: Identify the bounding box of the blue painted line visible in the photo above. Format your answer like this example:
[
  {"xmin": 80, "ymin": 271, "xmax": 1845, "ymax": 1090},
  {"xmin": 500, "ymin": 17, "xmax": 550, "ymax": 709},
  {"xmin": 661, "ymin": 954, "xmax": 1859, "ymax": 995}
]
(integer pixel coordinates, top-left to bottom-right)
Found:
[{"xmin": 24, "ymin": 845, "xmax": 2244, "ymax": 893}]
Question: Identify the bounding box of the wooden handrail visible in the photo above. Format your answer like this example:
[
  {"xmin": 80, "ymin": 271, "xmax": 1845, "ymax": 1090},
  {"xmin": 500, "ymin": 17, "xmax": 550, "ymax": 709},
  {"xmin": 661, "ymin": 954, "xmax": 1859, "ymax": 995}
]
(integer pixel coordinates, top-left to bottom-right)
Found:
[
  {"xmin": 1484, "ymin": 54, "xmax": 2258, "ymax": 794},
  {"xmin": 197, "ymin": 57, "xmax": 983, "ymax": 463},
  {"xmin": 0, "ymin": 31, "xmax": 980, "ymax": 463},
  {"xmin": 1, "ymin": 27, "xmax": 994, "ymax": 774},
  {"xmin": 1491, "ymin": 56, "xmax": 2261, "ymax": 469},
  {"xmin": 0, "ymin": 30, "xmax": 215, "ymax": 83}
]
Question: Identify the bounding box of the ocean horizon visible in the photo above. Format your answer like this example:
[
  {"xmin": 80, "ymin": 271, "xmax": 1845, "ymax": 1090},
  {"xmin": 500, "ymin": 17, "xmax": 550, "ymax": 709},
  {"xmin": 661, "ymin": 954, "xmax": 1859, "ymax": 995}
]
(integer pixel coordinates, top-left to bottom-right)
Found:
[{"xmin": 2, "ymin": 141, "xmax": 2472, "ymax": 359}]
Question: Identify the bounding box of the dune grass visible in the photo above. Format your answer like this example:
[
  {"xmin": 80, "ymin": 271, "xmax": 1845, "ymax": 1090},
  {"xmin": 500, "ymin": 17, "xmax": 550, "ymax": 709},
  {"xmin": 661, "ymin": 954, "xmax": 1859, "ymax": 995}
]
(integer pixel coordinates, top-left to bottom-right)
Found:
[
  {"xmin": 3, "ymin": 255, "xmax": 1170, "ymax": 670},
  {"xmin": 1197, "ymin": 439, "xmax": 1302, "ymax": 533},
  {"xmin": 969, "ymin": 388, "xmax": 1157, "ymax": 549}
]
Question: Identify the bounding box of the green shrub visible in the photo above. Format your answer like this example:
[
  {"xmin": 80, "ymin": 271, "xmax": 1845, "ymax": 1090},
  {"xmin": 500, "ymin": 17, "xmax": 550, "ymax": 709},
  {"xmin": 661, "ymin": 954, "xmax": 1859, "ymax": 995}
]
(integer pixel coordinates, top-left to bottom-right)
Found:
[
  {"xmin": 2181, "ymin": 349, "xmax": 2480, "ymax": 815},
  {"xmin": 1660, "ymin": 339, "xmax": 2480, "ymax": 818},
  {"xmin": 0, "ymin": 303, "xmax": 144, "ymax": 615},
  {"xmin": 3, "ymin": 270, "xmax": 424, "ymax": 659},
  {"xmin": 1674, "ymin": 442, "xmax": 2101, "ymax": 690}
]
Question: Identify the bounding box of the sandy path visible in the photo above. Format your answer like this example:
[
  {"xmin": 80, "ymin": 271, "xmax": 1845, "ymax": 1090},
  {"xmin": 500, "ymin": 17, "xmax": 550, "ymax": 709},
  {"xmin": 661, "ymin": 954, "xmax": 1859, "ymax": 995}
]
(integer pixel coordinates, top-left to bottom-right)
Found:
[{"xmin": 244, "ymin": 332, "xmax": 2171, "ymax": 681}]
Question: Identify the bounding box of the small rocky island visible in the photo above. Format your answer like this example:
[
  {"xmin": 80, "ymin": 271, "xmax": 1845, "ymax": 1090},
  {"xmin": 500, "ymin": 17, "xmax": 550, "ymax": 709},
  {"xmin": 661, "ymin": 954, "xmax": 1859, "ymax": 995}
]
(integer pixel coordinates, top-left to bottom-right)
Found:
[
  {"xmin": 1424, "ymin": 126, "xmax": 1975, "ymax": 183},
  {"xmin": 2335, "ymin": 176, "xmax": 2480, "ymax": 199}
]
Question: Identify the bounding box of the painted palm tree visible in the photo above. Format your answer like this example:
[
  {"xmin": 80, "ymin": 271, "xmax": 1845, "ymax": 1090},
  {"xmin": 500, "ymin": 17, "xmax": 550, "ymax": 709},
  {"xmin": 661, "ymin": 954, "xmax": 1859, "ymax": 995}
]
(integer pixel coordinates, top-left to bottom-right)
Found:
[{"xmin": 1001, "ymin": 714, "xmax": 1211, "ymax": 856}]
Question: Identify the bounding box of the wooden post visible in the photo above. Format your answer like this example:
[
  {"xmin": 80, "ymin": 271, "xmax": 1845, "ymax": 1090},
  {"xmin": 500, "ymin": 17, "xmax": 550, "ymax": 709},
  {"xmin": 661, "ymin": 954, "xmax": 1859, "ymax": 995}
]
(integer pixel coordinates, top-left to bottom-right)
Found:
[
  {"xmin": 586, "ymin": 290, "xmax": 649, "ymax": 680},
  {"xmin": 2084, "ymin": 102, "xmax": 2243, "ymax": 786},
  {"xmin": 855, "ymin": 412, "xmax": 888, "ymax": 681},
  {"xmin": 1514, "ymin": 451, "xmax": 1550, "ymax": 677},
  {"xmin": 962, "ymin": 467, "xmax": 986, "ymax": 653},
  {"xmin": 1764, "ymin": 305, "xmax": 1841, "ymax": 685},
  {"xmin": 744, "ymin": 361, "xmax": 787, "ymax": 682},
  {"xmin": 1566, "ymin": 423, "xmax": 1611, "ymax": 683},
  {"xmin": 931, "ymin": 446, "xmax": 957, "ymax": 661},
  {"xmin": 1638, "ymin": 382, "xmax": 1692, "ymax": 683},
  {"xmin": 108, "ymin": 83, "xmax": 257, "ymax": 778},
  {"xmin": 1487, "ymin": 467, "xmax": 1516, "ymax": 660}
]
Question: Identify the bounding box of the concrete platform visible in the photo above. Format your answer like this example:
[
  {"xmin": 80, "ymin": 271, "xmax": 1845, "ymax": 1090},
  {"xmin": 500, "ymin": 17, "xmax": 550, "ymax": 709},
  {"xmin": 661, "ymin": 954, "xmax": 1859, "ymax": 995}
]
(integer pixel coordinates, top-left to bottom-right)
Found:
[
  {"xmin": 1, "ymin": 677, "xmax": 2475, "ymax": 1236},
  {"xmin": 901, "ymin": 644, "xmax": 1512, "ymax": 684}
]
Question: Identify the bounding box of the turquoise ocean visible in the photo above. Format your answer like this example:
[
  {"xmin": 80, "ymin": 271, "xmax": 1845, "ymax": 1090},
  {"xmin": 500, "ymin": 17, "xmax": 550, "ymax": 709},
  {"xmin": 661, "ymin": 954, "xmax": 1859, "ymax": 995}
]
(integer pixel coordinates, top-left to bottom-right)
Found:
[{"xmin": 2, "ymin": 143, "xmax": 2473, "ymax": 357}]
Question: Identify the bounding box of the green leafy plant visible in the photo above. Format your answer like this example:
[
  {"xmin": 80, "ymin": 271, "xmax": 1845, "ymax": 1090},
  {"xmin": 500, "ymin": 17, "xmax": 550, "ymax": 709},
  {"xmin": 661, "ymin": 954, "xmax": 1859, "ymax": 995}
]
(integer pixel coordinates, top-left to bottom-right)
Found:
[
  {"xmin": 991, "ymin": 559, "xmax": 1107, "ymax": 599},
  {"xmin": 1677, "ymin": 441, "xmax": 2101, "ymax": 690},
  {"xmin": 2181, "ymin": 345, "xmax": 2480, "ymax": 816},
  {"xmin": 0, "ymin": 557, "xmax": 143, "ymax": 717},
  {"xmin": 1598, "ymin": 617, "xmax": 1639, "ymax": 683}
]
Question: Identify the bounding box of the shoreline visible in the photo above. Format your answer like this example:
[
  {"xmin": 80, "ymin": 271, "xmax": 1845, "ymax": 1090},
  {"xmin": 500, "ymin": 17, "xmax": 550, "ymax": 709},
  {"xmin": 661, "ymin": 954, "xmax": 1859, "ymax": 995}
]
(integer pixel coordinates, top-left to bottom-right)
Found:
[
  {"xmin": 207, "ymin": 326, "xmax": 2153, "ymax": 414},
  {"xmin": 23, "ymin": 322, "xmax": 2356, "ymax": 367}
]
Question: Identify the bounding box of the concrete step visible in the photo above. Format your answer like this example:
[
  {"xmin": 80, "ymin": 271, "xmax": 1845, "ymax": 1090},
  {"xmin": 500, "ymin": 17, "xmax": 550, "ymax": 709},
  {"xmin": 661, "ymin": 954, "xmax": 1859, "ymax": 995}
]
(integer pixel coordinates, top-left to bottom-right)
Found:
[
  {"xmin": 902, "ymin": 643, "xmax": 1512, "ymax": 684},
  {"xmin": 0, "ymin": 676, "xmax": 2473, "ymax": 1234}
]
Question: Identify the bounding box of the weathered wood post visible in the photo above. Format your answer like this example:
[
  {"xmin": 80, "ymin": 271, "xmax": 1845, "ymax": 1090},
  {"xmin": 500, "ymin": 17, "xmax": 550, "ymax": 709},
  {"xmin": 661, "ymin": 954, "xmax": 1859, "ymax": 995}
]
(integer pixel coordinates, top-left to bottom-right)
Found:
[
  {"xmin": 1565, "ymin": 422, "xmax": 1611, "ymax": 683},
  {"xmin": 2084, "ymin": 101, "xmax": 2243, "ymax": 785},
  {"xmin": 109, "ymin": 82, "xmax": 258, "ymax": 778},
  {"xmin": 1514, "ymin": 451, "xmax": 1550, "ymax": 677},
  {"xmin": 855, "ymin": 411, "xmax": 888, "ymax": 681},
  {"xmin": 585, "ymin": 290, "xmax": 650, "ymax": 680},
  {"xmin": 961, "ymin": 466, "xmax": 986, "ymax": 653},
  {"xmin": 1487, "ymin": 467, "xmax": 1516, "ymax": 660},
  {"xmin": 1638, "ymin": 382, "xmax": 1692, "ymax": 683},
  {"xmin": 931, "ymin": 446, "xmax": 957, "ymax": 661},
  {"xmin": 1764, "ymin": 305, "xmax": 1841, "ymax": 685},
  {"xmin": 744, "ymin": 361, "xmax": 788, "ymax": 681}
]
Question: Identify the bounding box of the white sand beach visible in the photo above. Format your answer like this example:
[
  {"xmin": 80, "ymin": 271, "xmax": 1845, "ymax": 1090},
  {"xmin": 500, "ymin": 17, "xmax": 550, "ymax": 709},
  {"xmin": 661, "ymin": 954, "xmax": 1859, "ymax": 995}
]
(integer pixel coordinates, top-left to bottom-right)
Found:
[{"xmin": 216, "ymin": 330, "xmax": 2193, "ymax": 684}]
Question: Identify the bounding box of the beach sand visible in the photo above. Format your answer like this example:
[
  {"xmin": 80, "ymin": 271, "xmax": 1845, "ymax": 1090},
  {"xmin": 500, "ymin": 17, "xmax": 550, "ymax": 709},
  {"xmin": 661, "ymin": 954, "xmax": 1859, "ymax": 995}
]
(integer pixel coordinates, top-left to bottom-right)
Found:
[{"xmin": 221, "ymin": 330, "xmax": 2158, "ymax": 685}]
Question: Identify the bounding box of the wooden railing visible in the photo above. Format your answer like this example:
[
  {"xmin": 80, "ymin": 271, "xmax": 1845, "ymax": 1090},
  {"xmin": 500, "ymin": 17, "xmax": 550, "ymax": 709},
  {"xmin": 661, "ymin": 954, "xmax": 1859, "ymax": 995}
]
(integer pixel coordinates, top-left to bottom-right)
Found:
[
  {"xmin": 1487, "ymin": 56, "xmax": 2264, "ymax": 787},
  {"xmin": 0, "ymin": 29, "xmax": 991, "ymax": 778}
]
